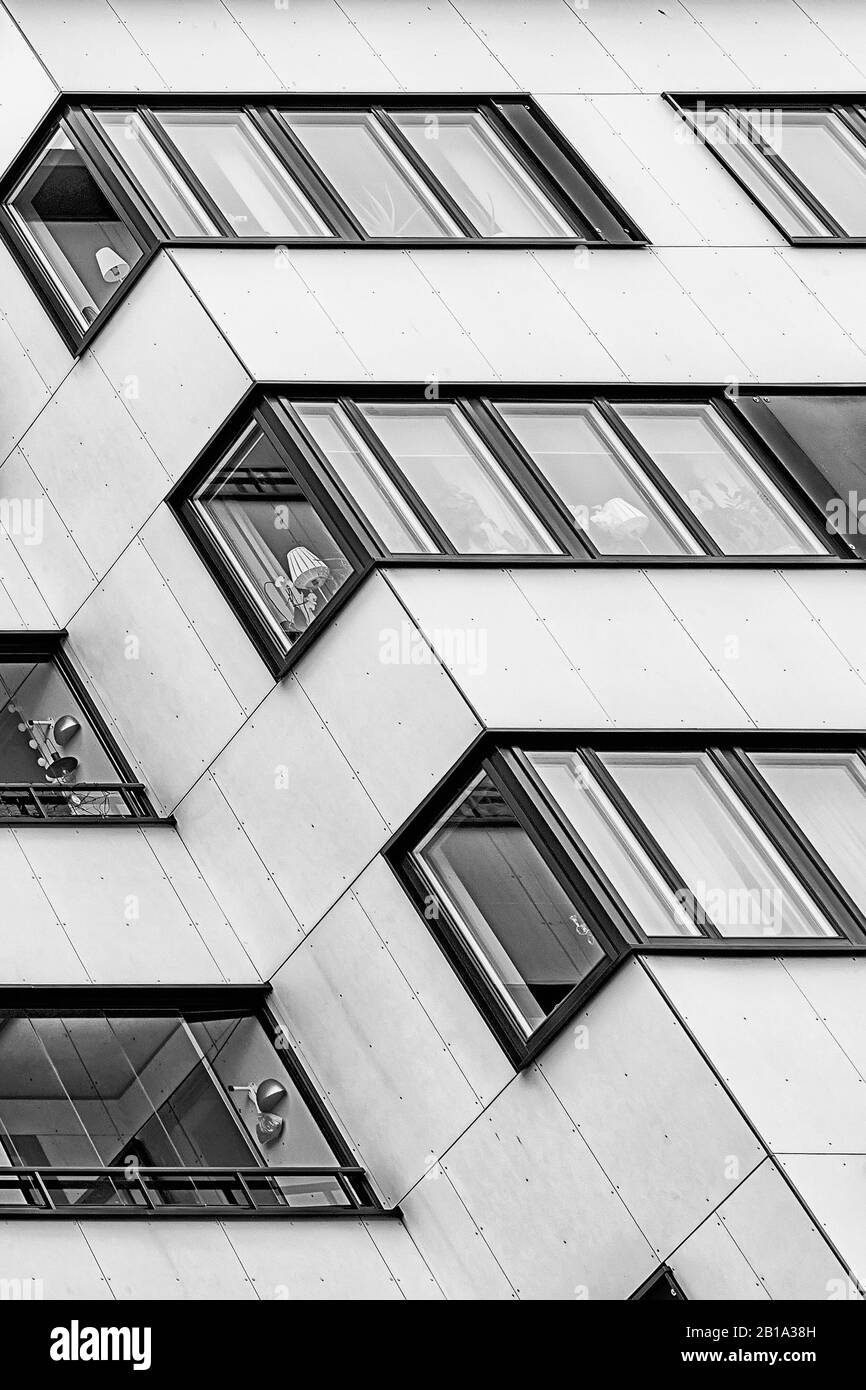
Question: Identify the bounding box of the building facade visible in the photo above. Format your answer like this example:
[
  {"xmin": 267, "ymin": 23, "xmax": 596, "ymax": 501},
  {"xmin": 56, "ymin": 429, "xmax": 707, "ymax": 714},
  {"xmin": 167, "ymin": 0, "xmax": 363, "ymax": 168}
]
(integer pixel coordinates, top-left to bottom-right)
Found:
[{"xmin": 0, "ymin": 0, "xmax": 864, "ymax": 1300}]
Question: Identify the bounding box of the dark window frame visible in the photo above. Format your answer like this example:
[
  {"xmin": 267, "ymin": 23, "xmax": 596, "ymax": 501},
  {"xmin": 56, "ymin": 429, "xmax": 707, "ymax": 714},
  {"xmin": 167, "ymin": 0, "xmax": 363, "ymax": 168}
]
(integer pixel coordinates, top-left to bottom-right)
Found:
[
  {"xmin": 630, "ymin": 1266, "xmax": 687, "ymax": 1301},
  {"xmin": 0, "ymin": 93, "xmax": 647, "ymax": 352},
  {"xmin": 386, "ymin": 731, "xmax": 866, "ymax": 1068},
  {"xmin": 0, "ymin": 631, "xmax": 168, "ymax": 826},
  {"xmin": 0, "ymin": 983, "xmax": 383, "ymax": 1219},
  {"xmin": 665, "ymin": 93, "xmax": 866, "ymax": 246}
]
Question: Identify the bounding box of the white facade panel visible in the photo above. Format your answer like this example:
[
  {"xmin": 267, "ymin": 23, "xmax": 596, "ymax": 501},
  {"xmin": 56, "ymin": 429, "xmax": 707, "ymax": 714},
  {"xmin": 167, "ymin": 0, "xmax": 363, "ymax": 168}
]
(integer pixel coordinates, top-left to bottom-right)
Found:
[
  {"xmin": 577, "ymin": 0, "xmax": 747, "ymax": 91},
  {"xmin": 80, "ymin": 1221, "xmax": 257, "ymax": 1300},
  {"xmin": 441, "ymin": 1067, "xmax": 657, "ymax": 1299},
  {"xmin": 648, "ymin": 956, "xmax": 866, "ymax": 1154},
  {"xmin": 781, "ymin": 958, "xmax": 866, "ymax": 1083},
  {"xmin": 271, "ymin": 890, "xmax": 486, "ymax": 1206},
  {"xmin": 0, "ymin": 519, "xmax": 54, "ymax": 629},
  {"xmin": 336, "ymin": 0, "xmax": 516, "ymax": 91},
  {"xmin": 107, "ymin": 0, "xmax": 281, "ymax": 91},
  {"xmin": 175, "ymin": 771, "xmax": 305, "ymax": 980},
  {"xmin": 223, "ymin": 0, "xmax": 398, "ymax": 91},
  {"xmin": 0, "ymin": 315, "xmax": 51, "ymax": 463},
  {"xmin": 400, "ymin": 1165, "xmax": 519, "ymax": 1300},
  {"xmin": 540, "ymin": 959, "xmax": 765, "ymax": 1258},
  {"xmin": 0, "ymin": 243, "xmax": 70, "ymax": 402},
  {"xmin": 0, "ymin": 830, "xmax": 86, "ymax": 982},
  {"xmin": 223, "ymin": 1220, "xmax": 411, "ymax": 1300},
  {"xmin": 669, "ymin": 1216, "xmax": 769, "ymax": 1301},
  {"xmin": 295, "ymin": 574, "xmax": 481, "ymax": 831},
  {"xmin": 648, "ymin": 569, "xmax": 866, "ymax": 728},
  {"xmin": 0, "ymin": 1223, "xmax": 111, "ymax": 1300},
  {"xmin": 0, "ymin": 447, "xmax": 97, "ymax": 625},
  {"xmin": 682, "ymin": 0, "xmax": 862, "ymax": 87},
  {"xmin": 362, "ymin": 1219, "xmax": 443, "ymax": 1300},
  {"xmin": 778, "ymin": 1154, "xmax": 866, "ymax": 1292},
  {"xmin": 452, "ymin": 0, "xmax": 635, "ymax": 92},
  {"xmin": 91, "ymin": 254, "xmax": 253, "ymax": 484},
  {"xmin": 779, "ymin": 249, "xmax": 866, "ymax": 358},
  {"xmin": 209, "ymin": 675, "xmax": 389, "ymax": 932},
  {"xmin": 4, "ymin": 0, "xmax": 165, "ymax": 91},
  {"xmin": 0, "ymin": 6, "xmax": 58, "ymax": 173},
  {"xmin": 798, "ymin": 0, "xmax": 866, "ymax": 73}
]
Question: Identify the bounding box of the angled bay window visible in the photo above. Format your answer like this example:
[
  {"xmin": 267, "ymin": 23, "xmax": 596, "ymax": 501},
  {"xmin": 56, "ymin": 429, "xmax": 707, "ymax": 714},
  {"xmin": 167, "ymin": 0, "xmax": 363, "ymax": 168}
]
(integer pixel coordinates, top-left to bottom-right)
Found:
[
  {"xmin": 389, "ymin": 738, "xmax": 866, "ymax": 1064},
  {"xmin": 668, "ymin": 96, "xmax": 866, "ymax": 242},
  {"xmin": 1, "ymin": 97, "xmax": 643, "ymax": 348},
  {"xmin": 0, "ymin": 636, "xmax": 160, "ymax": 822},
  {"xmin": 0, "ymin": 990, "xmax": 377, "ymax": 1215}
]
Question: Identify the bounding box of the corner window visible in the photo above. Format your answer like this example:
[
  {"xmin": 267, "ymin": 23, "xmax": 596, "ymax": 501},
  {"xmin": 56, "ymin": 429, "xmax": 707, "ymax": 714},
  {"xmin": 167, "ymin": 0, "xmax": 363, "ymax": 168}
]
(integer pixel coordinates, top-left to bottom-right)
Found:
[
  {"xmin": 0, "ymin": 639, "xmax": 159, "ymax": 822},
  {"xmin": 0, "ymin": 994, "xmax": 376, "ymax": 1214},
  {"xmin": 1, "ymin": 98, "xmax": 643, "ymax": 347},
  {"xmin": 669, "ymin": 97, "xmax": 866, "ymax": 241},
  {"xmin": 390, "ymin": 741, "xmax": 866, "ymax": 1064}
]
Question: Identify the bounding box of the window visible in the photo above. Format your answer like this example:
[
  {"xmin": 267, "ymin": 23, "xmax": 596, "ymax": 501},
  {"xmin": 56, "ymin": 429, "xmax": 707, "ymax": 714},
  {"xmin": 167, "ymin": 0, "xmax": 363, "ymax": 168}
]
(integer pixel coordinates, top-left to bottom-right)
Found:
[
  {"xmin": 1, "ymin": 98, "xmax": 642, "ymax": 346},
  {"xmin": 669, "ymin": 97, "xmax": 866, "ymax": 241},
  {"xmin": 0, "ymin": 992, "xmax": 376, "ymax": 1214},
  {"xmin": 0, "ymin": 639, "xmax": 159, "ymax": 822},
  {"xmin": 390, "ymin": 740, "xmax": 866, "ymax": 1064},
  {"xmin": 630, "ymin": 1267, "xmax": 687, "ymax": 1301}
]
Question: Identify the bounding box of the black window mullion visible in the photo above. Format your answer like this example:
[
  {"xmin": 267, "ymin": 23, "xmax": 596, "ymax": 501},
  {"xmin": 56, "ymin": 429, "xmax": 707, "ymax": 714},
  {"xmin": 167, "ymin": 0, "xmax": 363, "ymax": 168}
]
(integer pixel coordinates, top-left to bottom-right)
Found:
[
  {"xmin": 720, "ymin": 748, "xmax": 866, "ymax": 944},
  {"xmin": 73, "ymin": 107, "xmax": 168, "ymax": 241},
  {"xmin": 472, "ymin": 397, "xmax": 596, "ymax": 557},
  {"xmin": 269, "ymin": 108, "xmax": 367, "ymax": 240},
  {"xmin": 373, "ymin": 107, "xmax": 476, "ymax": 237},
  {"xmin": 729, "ymin": 107, "xmax": 847, "ymax": 238},
  {"xmin": 136, "ymin": 108, "xmax": 235, "ymax": 237},
  {"xmin": 339, "ymin": 399, "xmax": 455, "ymax": 554},
  {"xmin": 578, "ymin": 748, "xmax": 718, "ymax": 937},
  {"xmin": 60, "ymin": 110, "xmax": 159, "ymax": 252},
  {"xmin": 250, "ymin": 107, "xmax": 357, "ymax": 239},
  {"xmin": 593, "ymin": 398, "xmax": 723, "ymax": 556}
]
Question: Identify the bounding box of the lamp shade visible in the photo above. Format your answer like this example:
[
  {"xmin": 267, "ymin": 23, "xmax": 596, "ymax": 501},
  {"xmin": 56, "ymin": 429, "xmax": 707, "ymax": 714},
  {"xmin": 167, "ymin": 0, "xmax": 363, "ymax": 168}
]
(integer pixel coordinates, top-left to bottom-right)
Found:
[
  {"xmin": 52, "ymin": 715, "xmax": 81, "ymax": 747},
  {"xmin": 95, "ymin": 247, "xmax": 130, "ymax": 283},
  {"xmin": 255, "ymin": 1079, "xmax": 287, "ymax": 1114},
  {"xmin": 286, "ymin": 546, "xmax": 329, "ymax": 591},
  {"xmin": 43, "ymin": 754, "xmax": 79, "ymax": 782}
]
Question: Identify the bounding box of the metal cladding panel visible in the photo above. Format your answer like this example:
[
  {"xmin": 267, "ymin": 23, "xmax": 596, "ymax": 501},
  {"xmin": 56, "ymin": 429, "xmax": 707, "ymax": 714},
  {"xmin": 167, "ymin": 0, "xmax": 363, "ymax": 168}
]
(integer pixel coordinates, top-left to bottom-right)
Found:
[
  {"xmin": 352, "ymin": 856, "xmax": 514, "ymax": 1106},
  {"xmin": 537, "ymin": 247, "xmax": 749, "ymax": 382},
  {"xmin": 0, "ymin": 519, "xmax": 55, "ymax": 629},
  {"xmin": 409, "ymin": 249, "xmax": 625, "ymax": 381},
  {"xmin": 138, "ymin": 506, "xmax": 272, "ymax": 717},
  {"xmin": 779, "ymin": 1154, "xmax": 866, "ymax": 1293},
  {"xmin": 576, "ymin": 0, "xmax": 747, "ymax": 90},
  {"xmin": 0, "ymin": 1223, "xmax": 111, "ymax": 1300},
  {"xmin": 782, "ymin": 570, "xmax": 866, "ymax": 686},
  {"xmin": 222, "ymin": 1220, "xmax": 409, "ymax": 1300},
  {"xmin": 169, "ymin": 249, "xmax": 368, "ymax": 382},
  {"xmin": 223, "ymin": 0, "xmax": 398, "ymax": 91},
  {"xmin": 647, "ymin": 956, "xmax": 866, "ymax": 1154},
  {"xmin": 335, "ymin": 0, "xmax": 516, "ymax": 91},
  {"xmin": 4, "ymin": 0, "xmax": 165, "ymax": 90},
  {"xmin": 0, "ymin": 243, "xmax": 71, "ymax": 399},
  {"xmin": 286, "ymin": 250, "xmax": 496, "ymax": 381},
  {"xmin": 798, "ymin": 0, "xmax": 866, "ymax": 70},
  {"xmin": 0, "ymin": 6, "xmax": 58, "ymax": 173},
  {"xmin": 683, "ymin": 0, "xmax": 863, "ymax": 87},
  {"xmin": 0, "ymin": 448, "xmax": 97, "ymax": 625},
  {"xmin": 441, "ymin": 1067, "xmax": 657, "ymax": 1299},
  {"xmin": 91, "ymin": 255, "xmax": 253, "ymax": 484},
  {"xmin": 69, "ymin": 539, "xmax": 250, "ymax": 812},
  {"xmin": 270, "ymin": 891, "xmax": 486, "ymax": 1206},
  {"xmin": 669, "ymin": 1217, "xmax": 770, "ymax": 1300},
  {"xmin": 16, "ymin": 826, "xmax": 229, "ymax": 983},
  {"xmin": 0, "ymin": 829, "xmax": 87, "ymax": 982},
  {"xmin": 400, "ymin": 1165, "xmax": 519, "ymax": 1299},
  {"xmin": 78, "ymin": 1222, "xmax": 257, "ymax": 1300},
  {"xmin": 540, "ymin": 959, "xmax": 766, "ymax": 1258},
  {"xmin": 781, "ymin": 958, "xmax": 866, "ymax": 1083},
  {"xmin": 0, "ymin": 316, "xmax": 51, "ymax": 463},
  {"xmin": 780, "ymin": 249, "xmax": 866, "ymax": 358},
  {"xmin": 175, "ymin": 771, "xmax": 304, "ymax": 981},
  {"xmin": 295, "ymin": 574, "xmax": 481, "ymax": 831},
  {"xmin": 540, "ymin": 96, "xmax": 784, "ymax": 249},
  {"xmin": 106, "ymin": 0, "xmax": 280, "ymax": 91},
  {"xmin": 18, "ymin": 356, "xmax": 171, "ymax": 580},
  {"xmin": 386, "ymin": 567, "xmax": 610, "ymax": 729},
  {"xmin": 451, "ymin": 0, "xmax": 635, "ymax": 92},
  {"xmin": 511, "ymin": 569, "xmax": 750, "ymax": 728},
  {"xmin": 362, "ymin": 1219, "xmax": 443, "ymax": 1300},
  {"xmin": 209, "ymin": 675, "xmax": 389, "ymax": 932},
  {"xmin": 657, "ymin": 249, "xmax": 866, "ymax": 382},
  {"xmin": 649, "ymin": 569, "xmax": 866, "ymax": 728},
  {"xmin": 717, "ymin": 1159, "xmax": 853, "ymax": 1300}
]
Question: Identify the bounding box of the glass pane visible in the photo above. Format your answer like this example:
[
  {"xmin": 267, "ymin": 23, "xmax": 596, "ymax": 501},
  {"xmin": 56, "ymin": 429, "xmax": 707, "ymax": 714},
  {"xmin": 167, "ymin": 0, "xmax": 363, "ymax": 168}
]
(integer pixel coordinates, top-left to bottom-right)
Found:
[
  {"xmin": 749, "ymin": 109, "xmax": 866, "ymax": 235},
  {"xmin": 498, "ymin": 402, "xmax": 699, "ymax": 555},
  {"xmin": 757, "ymin": 393, "xmax": 866, "ymax": 541},
  {"xmin": 691, "ymin": 108, "xmax": 827, "ymax": 236},
  {"xmin": 285, "ymin": 112, "xmax": 456, "ymax": 237},
  {"xmin": 750, "ymin": 752, "xmax": 866, "ymax": 914},
  {"xmin": 616, "ymin": 403, "xmax": 826, "ymax": 555},
  {"xmin": 600, "ymin": 752, "xmax": 836, "ymax": 938},
  {"xmin": 414, "ymin": 774, "xmax": 606, "ymax": 1035},
  {"xmin": 527, "ymin": 751, "xmax": 697, "ymax": 937},
  {"xmin": 192, "ymin": 424, "xmax": 354, "ymax": 652},
  {"xmin": 7, "ymin": 128, "xmax": 143, "ymax": 327},
  {"xmin": 157, "ymin": 111, "xmax": 329, "ymax": 236},
  {"xmin": 393, "ymin": 111, "xmax": 573, "ymax": 237},
  {"xmin": 94, "ymin": 110, "xmax": 216, "ymax": 235},
  {"xmin": 292, "ymin": 402, "xmax": 436, "ymax": 553},
  {"xmin": 360, "ymin": 403, "xmax": 560, "ymax": 554}
]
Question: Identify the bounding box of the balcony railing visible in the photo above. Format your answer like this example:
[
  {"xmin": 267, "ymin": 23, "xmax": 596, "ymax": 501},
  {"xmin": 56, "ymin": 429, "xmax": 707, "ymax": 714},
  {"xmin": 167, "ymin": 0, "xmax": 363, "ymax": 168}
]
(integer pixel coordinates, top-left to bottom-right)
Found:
[
  {"xmin": 0, "ymin": 1166, "xmax": 379, "ymax": 1216},
  {"xmin": 0, "ymin": 783, "xmax": 153, "ymax": 820}
]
